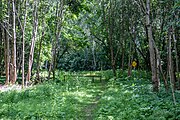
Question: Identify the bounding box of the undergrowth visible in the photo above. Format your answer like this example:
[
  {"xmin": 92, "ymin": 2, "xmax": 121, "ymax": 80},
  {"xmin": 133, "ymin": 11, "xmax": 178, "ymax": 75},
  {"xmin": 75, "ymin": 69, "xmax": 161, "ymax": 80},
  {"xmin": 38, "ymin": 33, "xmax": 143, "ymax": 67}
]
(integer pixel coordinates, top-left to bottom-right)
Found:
[
  {"xmin": 0, "ymin": 70, "xmax": 179, "ymax": 119},
  {"xmin": 95, "ymin": 71, "xmax": 180, "ymax": 120},
  {"xmin": 0, "ymin": 75, "xmax": 103, "ymax": 119}
]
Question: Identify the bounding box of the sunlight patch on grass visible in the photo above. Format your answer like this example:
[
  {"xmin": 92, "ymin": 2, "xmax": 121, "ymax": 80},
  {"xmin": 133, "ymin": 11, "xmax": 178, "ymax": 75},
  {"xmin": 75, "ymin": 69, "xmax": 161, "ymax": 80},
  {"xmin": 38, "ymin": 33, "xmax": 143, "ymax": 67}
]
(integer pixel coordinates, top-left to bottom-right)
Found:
[
  {"xmin": 122, "ymin": 90, "xmax": 133, "ymax": 95},
  {"xmin": 65, "ymin": 91, "xmax": 93, "ymax": 100},
  {"xmin": 95, "ymin": 74, "xmax": 180, "ymax": 120},
  {"xmin": 102, "ymin": 96, "xmax": 114, "ymax": 101}
]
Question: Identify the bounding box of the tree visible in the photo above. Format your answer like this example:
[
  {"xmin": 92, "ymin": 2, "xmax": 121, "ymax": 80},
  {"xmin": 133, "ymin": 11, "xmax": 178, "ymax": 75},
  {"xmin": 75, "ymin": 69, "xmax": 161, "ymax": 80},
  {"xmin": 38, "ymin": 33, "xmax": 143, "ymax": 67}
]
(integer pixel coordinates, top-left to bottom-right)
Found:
[
  {"xmin": 26, "ymin": 0, "xmax": 39, "ymax": 85},
  {"xmin": 0, "ymin": 0, "xmax": 3, "ymax": 76},
  {"xmin": 145, "ymin": 0, "xmax": 160, "ymax": 92},
  {"xmin": 48, "ymin": 0, "xmax": 64, "ymax": 80},
  {"xmin": 168, "ymin": 27, "xmax": 176, "ymax": 104},
  {"xmin": 22, "ymin": 0, "xmax": 28, "ymax": 88},
  {"xmin": 11, "ymin": 0, "xmax": 17, "ymax": 84}
]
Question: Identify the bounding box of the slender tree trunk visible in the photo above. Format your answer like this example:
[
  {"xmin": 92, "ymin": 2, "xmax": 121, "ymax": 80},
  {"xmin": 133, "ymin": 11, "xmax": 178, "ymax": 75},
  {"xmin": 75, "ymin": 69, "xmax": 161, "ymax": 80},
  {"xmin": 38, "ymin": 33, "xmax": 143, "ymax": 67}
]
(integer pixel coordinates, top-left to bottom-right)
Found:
[
  {"xmin": 172, "ymin": 27, "xmax": 180, "ymax": 89},
  {"xmin": 92, "ymin": 39, "xmax": 96, "ymax": 70},
  {"xmin": 159, "ymin": 60, "xmax": 168, "ymax": 91},
  {"xmin": 22, "ymin": 0, "xmax": 27, "ymax": 88},
  {"xmin": 36, "ymin": 20, "xmax": 45, "ymax": 82},
  {"xmin": 121, "ymin": 47, "xmax": 125, "ymax": 70},
  {"xmin": 0, "ymin": 32, "xmax": 2, "ymax": 76},
  {"xmin": 16, "ymin": 1, "xmax": 22, "ymax": 77},
  {"xmin": 48, "ymin": 2, "xmax": 59, "ymax": 80},
  {"xmin": 48, "ymin": 0, "xmax": 64, "ymax": 80},
  {"xmin": 0, "ymin": 0, "xmax": 3, "ymax": 76},
  {"xmin": 4, "ymin": 26, "xmax": 10, "ymax": 85},
  {"xmin": 168, "ymin": 27, "xmax": 176, "ymax": 105},
  {"xmin": 154, "ymin": 41, "xmax": 168, "ymax": 91},
  {"xmin": 11, "ymin": 0, "xmax": 17, "ymax": 84},
  {"xmin": 128, "ymin": 40, "xmax": 133, "ymax": 76},
  {"xmin": 108, "ymin": 0, "xmax": 116, "ymax": 77},
  {"xmin": 26, "ymin": 0, "xmax": 38, "ymax": 85},
  {"xmin": 146, "ymin": 0, "xmax": 159, "ymax": 92},
  {"xmin": 0, "ymin": 33, "xmax": 2, "ymax": 75},
  {"xmin": 4, "ymin": 1, "xmax": 10, "ymax": 85}
]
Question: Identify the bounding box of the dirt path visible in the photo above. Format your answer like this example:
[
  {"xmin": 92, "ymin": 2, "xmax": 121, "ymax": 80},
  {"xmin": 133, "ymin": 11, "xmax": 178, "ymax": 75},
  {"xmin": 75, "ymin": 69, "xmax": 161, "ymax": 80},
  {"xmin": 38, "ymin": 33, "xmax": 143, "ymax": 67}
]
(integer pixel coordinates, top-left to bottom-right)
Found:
[
  {"xmin": 84, "ymin": 95, "xmax": 101, "ymax": 120},
  {"xmin": 83, "ymin": 81, "xmax": 107, "ymax": 120},
  {"xmin": 0, "ymin": 84, "xmax": 32, "ymax": 92}
]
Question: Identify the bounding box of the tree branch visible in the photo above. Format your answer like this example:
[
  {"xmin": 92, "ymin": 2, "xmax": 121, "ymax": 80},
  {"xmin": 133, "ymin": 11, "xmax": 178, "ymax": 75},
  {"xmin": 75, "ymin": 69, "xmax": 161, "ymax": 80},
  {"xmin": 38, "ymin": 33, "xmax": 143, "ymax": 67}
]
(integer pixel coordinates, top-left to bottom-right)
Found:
[{"xmin": 0, "ymin": 23, "xmax": 12, "ymax": 38}]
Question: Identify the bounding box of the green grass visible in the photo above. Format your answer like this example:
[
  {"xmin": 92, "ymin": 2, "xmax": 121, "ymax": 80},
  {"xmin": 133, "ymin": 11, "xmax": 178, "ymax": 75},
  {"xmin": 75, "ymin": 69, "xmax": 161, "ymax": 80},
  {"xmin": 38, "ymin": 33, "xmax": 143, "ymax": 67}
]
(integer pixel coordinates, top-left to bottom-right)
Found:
[
  {"xmin": 94, "ymin": 73, "xmax": 180, "ymax": 120},
  {"xmin": 0, "ymin": 76, "xmax": 104, "ymax": 119},
  {"xmin": 0, "ymin": 70, "xmax": 179, "ymax": 119}
]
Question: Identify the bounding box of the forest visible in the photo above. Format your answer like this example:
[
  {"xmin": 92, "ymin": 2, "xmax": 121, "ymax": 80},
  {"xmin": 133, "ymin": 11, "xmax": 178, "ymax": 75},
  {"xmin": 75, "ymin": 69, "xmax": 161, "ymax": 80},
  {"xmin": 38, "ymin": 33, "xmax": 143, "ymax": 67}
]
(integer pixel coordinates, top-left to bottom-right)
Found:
[{"xmin": 0, "ymin": 0, "xmax": 180, "ymax": 119}]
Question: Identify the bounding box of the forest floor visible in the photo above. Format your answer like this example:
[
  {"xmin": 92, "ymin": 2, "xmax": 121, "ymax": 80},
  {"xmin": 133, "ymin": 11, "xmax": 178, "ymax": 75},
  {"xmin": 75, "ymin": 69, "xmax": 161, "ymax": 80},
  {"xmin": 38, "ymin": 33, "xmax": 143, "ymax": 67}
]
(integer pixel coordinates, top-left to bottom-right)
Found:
[
  {"xmin": 83, "ymin": 81, "xmax": 106, "ymax": 120},
  {"xmin": 0, "ymin": 84, "xmax": 23, "ymax": 92},
  {"xmin": 0, "ymin": 70, "xmax": 180, "ymax": 119},
  {"xmin": 0, "ymin": 76, "xmax": 108, "ymax": 119}
]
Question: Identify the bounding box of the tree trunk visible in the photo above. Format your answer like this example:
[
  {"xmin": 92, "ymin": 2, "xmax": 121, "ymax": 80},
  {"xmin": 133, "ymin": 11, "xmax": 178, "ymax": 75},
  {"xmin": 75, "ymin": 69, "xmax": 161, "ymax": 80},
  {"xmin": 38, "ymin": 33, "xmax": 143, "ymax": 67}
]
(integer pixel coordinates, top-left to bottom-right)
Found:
[
  {"xmin": 92, "ymin": 39, "xmax": 96, "ymax": 70},
  {"xmin": 4, "ymin": 26, "xmax": 10, "ymax": 85},
  {"xmin": 108, "ymin": 0, "xmax": 116, "ymax": 77},
  {"xmin": 4, "ymin": 1, "xmax": 10, "ymax": 85},
  {"xmin": 22, "ymin": 0, "xmax": 28, "ymax": 88},
  {"xmin": 26, "ymin": 0, "xmax": 38, "ymax": 85},
  {"xmin": 48, "ymin": 0, "xmax": 64, "ymax": 80},
  {"xmin": 48, "ymin": 3, "xmax": 59, "ymax": 80},
  {"xmin": 11, "ymin": 0, "xmax": 17, "ymax": 84},
  {"xmin": 36, "ymin": 20, "xmax": 45, "ymax": 82},
  {"xmin": 0, "ymin": 31, "xmax": 2, "ymax": 76},
  {"xmin": 146, "ymin": 0, "xmax": 160, "ymax": 92},
  {"xmin": 172, "ymin": 27, "xmax": 180, "ymax": 89},
  {"xmin": 0, "ymin": 0, "xmax": 3, "ymax": 76},
  {"xmin": 128, "ymin": 40, "xmax": 133, "ymax": 76},
  {"xmin": 121, "ymin": 47, "xmax": 125, "ymax": 70},
  {"xmin": 168, "ymin": 27, "xmax": 176, "ymax": 105}
]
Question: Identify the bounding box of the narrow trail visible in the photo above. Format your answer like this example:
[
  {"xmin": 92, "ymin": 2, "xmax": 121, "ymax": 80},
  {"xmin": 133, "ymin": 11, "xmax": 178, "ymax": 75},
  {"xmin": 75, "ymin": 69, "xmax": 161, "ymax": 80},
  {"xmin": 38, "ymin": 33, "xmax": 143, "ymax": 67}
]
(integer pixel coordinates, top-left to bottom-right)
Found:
[
  {"xmin": 83, "ymin": 81, "xmax": 107, "ymax": 120},
  {"xmin": 0, "ymin": 84, "xmax": 22, "ymax": 92}
]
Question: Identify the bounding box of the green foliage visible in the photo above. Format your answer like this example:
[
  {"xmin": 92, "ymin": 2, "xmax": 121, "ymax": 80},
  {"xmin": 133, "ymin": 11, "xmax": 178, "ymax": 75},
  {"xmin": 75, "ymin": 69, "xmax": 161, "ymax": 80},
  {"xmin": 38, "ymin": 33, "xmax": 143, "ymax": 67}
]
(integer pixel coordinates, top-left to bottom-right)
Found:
[
  {"xmin": 0, "ymin": 71, "xmax": 103, "ymax": 119},
  {"xmin": 67, "ymin": 0, "xmax": 90, "ymax": 16},
  {"xmin": 94, "ymin": 71, "xmax": 180, "ymax": 120},
  {"xmin": 1, "ymin": 70, "xmax": 179, "ymax": 119},
  {"xmin": 0, "ymin": 76, "xmax": 5, "ymax": 84}
]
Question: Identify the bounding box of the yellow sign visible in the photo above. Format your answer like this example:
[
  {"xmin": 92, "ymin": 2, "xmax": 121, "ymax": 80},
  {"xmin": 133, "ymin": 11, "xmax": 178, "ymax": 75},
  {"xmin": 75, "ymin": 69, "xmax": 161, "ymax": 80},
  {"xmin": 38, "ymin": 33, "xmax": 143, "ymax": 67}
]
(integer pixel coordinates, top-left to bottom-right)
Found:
[{"xmin": 132, "ymin": 61, "xmax": 137, "ymax": 67}]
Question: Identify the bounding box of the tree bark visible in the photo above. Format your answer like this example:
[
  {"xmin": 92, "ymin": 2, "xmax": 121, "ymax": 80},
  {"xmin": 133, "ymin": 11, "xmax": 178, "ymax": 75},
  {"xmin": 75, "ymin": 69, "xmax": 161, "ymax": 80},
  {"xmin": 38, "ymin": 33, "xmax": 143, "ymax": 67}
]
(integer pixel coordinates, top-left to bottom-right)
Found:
[
  {"xmin": 108, "ymin": 0, "xmax": 116, "ymax": 77},
  {"xmin": 4, "ymin": 0, "xmax": 10, "ymax": 85},
  {"xmin": 0, "ymin": 0, "xmax": 3, "ymax": 76},
  {"xmin": 36, "ymin": 20, "xmax": 45, "ymax": 82},
  {"xmin": 128, "ymin": 40, "xmax": 133, "ymax": 76},
  {"xmin": 4, "ymin": 25, "xmax": 10, "ymax": 85},
  {"xmin": 48, "ymin": 0, "xmax": 64, "ymax": 80},
  {"xmin": 146, "ymin": 0, "xmax": 160, "ymax": 92},
  {"xmin": 11, "ymin": 0, "xmax": 17, "ymax": 84},
  {"xmin": 172, "ymin": 27, "xmax": 180, "ymax": 89},
  {"xmin": 22, "ymin": 0, "xmax": 28, "ymax": 88},
  {"xmin": 168, "ymin": 27, "xmax": 176, "ymax": 105},
  {"xmin": 92, "ymin": 39, "xmax": 96, "ymax": 70},
  {"xmin": 121, "ymin": 47, "xmax": 125, "ymax": 70},
  {"xmin": 26, "ymin": 0, "xmax": 38, "ymax": 85}
]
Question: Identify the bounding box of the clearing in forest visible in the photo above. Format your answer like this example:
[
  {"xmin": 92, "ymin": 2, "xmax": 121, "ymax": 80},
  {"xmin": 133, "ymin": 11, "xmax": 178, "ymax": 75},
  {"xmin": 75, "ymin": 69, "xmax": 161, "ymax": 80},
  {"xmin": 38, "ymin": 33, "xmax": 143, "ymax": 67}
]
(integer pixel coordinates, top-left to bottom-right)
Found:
[
  {"xmin": 0, "ymin": 76, "xmax": 107, "ymax": 119},
  {"xmin": 0, "ymin": 70, "xmax": 180, "ymax": 119}
]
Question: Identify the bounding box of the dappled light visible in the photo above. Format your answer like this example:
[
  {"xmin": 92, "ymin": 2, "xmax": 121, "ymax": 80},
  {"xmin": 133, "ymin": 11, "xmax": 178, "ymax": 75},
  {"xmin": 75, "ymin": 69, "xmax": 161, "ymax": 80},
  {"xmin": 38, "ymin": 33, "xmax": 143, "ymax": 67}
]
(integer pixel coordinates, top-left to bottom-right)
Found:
[
  {"xmin": 0, "ymin": 0, "xmax": 180, "ymax": 119},
  {"xmin": 0, "ymin": 70, "xmax": 180, "ymax": 119}
]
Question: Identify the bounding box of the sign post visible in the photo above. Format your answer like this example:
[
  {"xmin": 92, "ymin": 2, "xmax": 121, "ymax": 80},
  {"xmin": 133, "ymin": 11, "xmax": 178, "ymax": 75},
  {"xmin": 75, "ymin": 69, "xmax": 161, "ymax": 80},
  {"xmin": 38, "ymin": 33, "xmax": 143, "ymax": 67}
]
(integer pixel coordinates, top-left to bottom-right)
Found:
[
  {"xmin": 132, "ymin": 61, "xmax": 137, "ymax": 68},
  {"xmin": 132, "ymin": 61, "xmax": 137, "ymax": 79}
]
